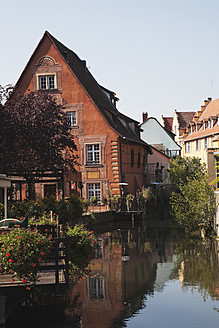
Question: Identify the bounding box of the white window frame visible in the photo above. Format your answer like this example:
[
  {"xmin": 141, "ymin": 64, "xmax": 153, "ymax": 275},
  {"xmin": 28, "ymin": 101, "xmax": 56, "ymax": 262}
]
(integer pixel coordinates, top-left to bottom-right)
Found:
[
  {"xmin": 37, "ymin": 73, "xmax": 57, "ymax": 90},
  {"xmin": 87, "ymin": 183, "xmax": 101, "ymax": 201},
  {"xmin": 185, "ymin": 141, "xmax": 191, "ymax": 153},
  {"xmin": 196, "ymin": 140, "xmax": 200, "ymax": 151},
  {"xmin": 67, "ymin": 111, "xmax": 77, "ymax": 127},
  {"xmin": 86, "ymin": 144, "xmax": 100, "ymax": 165}
]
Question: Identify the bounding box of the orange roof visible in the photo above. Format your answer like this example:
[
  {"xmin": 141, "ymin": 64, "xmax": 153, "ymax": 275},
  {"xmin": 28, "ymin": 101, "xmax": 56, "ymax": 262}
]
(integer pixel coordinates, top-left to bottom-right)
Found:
[
  {"xmin": 198, "ymin": 98, "xmax": 219, "ymax": 120},
  {"xmin": 184, "ymin": 98, "xmax": 219, "ymax": 141}
]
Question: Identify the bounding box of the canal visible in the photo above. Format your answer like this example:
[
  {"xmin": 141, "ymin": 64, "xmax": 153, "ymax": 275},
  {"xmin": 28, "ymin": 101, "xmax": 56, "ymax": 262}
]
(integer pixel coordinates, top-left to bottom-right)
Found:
[
  {"xmin": 7, "ymin": 218, "xmax": 219, "ymax": 327},
  {"xmin": 66, "ymin": 219, "xmax": 219, "ymax": 328}
]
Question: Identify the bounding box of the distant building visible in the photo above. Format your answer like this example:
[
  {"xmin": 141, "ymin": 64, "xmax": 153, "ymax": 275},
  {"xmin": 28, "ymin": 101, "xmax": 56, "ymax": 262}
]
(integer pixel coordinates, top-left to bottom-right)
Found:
[
  {"xmin": 161, "ymin": 110, "xmax": 195, "ymax": 148},
  {"xmin": 141, "ymin": 115, "xmax": 181, "ymax": 158},
  {"xmin": 182, "ymin": 97, "xmax": 219, "ymax": 185}
]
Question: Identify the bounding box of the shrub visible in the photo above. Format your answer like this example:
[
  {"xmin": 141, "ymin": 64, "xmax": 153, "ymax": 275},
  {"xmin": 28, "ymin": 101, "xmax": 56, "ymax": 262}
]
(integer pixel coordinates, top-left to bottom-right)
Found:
[
  {"xmin": 57, "ymin": 195, "xmax": 83, "ymax": 224},
  {"xmin": 66, "ymin": 224, "xmax": 99, "ymax": 279},
  {"xmin": 29, "ymin": 212, "xmax": 57, "ymax": 226},
  {"xmin": 0, "ymin": 229, "xmax": 52, "ymax": 283},
  {"xmin": 82, "ymin": 199, "xmax": 90, "ymax": 212},
  {"xmin": 8, "ymin": 201, "xmax": 28, "ymax": 219}
]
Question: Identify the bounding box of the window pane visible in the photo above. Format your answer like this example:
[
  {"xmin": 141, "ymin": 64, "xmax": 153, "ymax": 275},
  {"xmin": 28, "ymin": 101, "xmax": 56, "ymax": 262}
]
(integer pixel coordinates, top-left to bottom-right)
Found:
[
  {"xmin": 39, "ymin": 76, "xmax": 47, "ymax": 89},
  {"xmin": 87, "ymin": 183, "xmax": 101, "ymax": 201},
  {"xmin": 67, "ymin": 111, "xmax": 76, "ymax": 126},
  {"xmin": 48, "ymin": 75, "xmax": 55, "ymax": 89},
  {"xmin": 86, "ymin": 144, "xmax": 100, "ymax": 164}
]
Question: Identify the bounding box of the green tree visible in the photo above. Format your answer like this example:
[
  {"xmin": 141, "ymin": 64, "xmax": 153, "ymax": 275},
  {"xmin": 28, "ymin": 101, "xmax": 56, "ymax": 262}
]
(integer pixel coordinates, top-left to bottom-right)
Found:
[
  {"xmin": 170, "ymin": 173, "xmax": 216, "ymax": 233},
  {"xmin": 170, "ymin": 156, "xmax": 207, "ymax": 186}
]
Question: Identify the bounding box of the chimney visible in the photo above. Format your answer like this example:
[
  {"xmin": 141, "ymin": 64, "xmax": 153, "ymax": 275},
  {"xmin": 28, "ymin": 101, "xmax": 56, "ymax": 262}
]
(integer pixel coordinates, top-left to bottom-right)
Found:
[
  {"xmin": 208, "ymin": 97, "xmax": 212, "ymax": 102},
  {"xmin": 142, "ymin": 112, "xmax": 148, "ymax": 123}
]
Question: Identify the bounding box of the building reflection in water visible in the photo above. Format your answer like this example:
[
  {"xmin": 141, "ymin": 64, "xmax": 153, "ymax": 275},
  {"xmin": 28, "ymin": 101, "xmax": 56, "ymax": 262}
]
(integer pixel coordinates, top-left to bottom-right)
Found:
[
  {"xmin": 65, "ymin": 227, "xmax": 175, "ymax": 327},
  {"xmin": 66, "ymin": 227, "xmax": 219, "ymax": 328}
]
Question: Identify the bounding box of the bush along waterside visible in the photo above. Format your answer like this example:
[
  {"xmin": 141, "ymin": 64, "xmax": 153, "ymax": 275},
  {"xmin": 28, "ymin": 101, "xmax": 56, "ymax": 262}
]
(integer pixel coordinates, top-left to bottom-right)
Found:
[{"xmin": 0, "ymin": 228, "xmax": 52, "ymax": 284}]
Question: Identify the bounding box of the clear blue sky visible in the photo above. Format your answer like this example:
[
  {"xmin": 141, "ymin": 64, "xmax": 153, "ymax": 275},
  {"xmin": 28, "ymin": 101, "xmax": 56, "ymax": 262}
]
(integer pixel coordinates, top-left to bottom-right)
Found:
[{"xmin": 1, "ymin": 0, "xmax": 219, "ymax": 123}]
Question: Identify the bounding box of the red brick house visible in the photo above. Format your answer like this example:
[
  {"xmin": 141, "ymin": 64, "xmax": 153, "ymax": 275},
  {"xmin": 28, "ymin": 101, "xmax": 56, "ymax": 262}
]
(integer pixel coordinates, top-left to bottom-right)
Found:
[{"xmin": 14, "ymin": 31, "xmax": 152, "ymax": 201}]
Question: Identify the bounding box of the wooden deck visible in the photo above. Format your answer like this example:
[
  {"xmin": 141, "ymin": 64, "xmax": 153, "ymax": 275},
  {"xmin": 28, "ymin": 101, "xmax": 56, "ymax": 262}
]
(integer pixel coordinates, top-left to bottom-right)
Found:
[{"xmin": 0, "ymin": 237, "xmax": 69, "ymax": 325}]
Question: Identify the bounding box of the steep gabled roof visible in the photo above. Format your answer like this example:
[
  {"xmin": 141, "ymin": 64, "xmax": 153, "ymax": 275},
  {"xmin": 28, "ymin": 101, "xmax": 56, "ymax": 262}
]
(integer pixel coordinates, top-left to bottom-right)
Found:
[
  {"xmin": 162, "ymin": 117, "xmax": 173, "ymax": 132},
  {"xmin": 198, "ymin": 98, "xmax": 219, "ymax": 120},
  {"xmin": 184, "ymin": 98, "xmax": 219, "ymax": 141},
  {"xmin": 177, "ymin": 111, "xmax": 195, "ymax": 128},
  {"xmin": 47, "ymin": 31, "xmax": 119, "ymax": 117},
  {"xmin": 18, "ymin": 31, "xmax": 150, "ymax": 150}
]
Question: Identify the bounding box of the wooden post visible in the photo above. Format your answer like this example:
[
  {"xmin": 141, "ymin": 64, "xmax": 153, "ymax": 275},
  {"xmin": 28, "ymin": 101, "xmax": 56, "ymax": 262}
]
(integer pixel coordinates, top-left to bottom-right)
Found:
[
  {"xmin": 0, "ymin": 295, "xmax": 6, "ymax": 326},
  {"xmin": 55, "ymin": 239, "xmax": 59, "ymax": 285},
  {"xmin": 4, "ymin": 187, "xmax": 7, "ymax": 220},
  {"xmin": 64, "ymin": 237, "xmax": 69, "ymax": 288}
]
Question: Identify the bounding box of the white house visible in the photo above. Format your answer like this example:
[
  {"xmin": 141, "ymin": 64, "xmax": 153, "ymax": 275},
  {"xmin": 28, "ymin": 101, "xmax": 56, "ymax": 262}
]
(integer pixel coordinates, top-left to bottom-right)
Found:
[{"xmin": 141, "ymin": 117, "xmax": 181, "ymax": 158}]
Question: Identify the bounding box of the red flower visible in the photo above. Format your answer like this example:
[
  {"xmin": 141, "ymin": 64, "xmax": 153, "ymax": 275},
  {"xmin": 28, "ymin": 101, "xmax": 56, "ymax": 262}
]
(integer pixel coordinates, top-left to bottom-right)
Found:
[
  {"xmin": 33, "ymin": 263, "xmax": 36, "ymax": 267},
  {"xmin": 6, "ymin": 253, "xmax": 10, "ymax": 257},
  {"xmin": 41, "ymin": 252, "xmax": 45, "ymax": 256},
  {"xmin": 38, "ymin": 258, "xmax": 42, "ymax": 262},
  {"xmin": 49, "ymin": 236, "xmax": 52, "ymax": 240},
  {"xmin": 26, "ymin": 287, "xmax": 31, "ymax": 291},
  {"xmin": 89, "ymin": 231, "xmax": 94, "ymax": 234},
  {"xmin": 45, "ymin": 229, "xmax": 48, "ymax": 232},
  {"xmin": 9, "ymin": 259, "xmax": 13, "ymax": 263},
  {"xmin": 22, "ymin": 279, "xmax": 27, "ymax": 283},
  {"xmin": 88, "ymin": 254, "xmax": 92, "ymax": 259},
  {"xmin": 10, "ymin": 280, "xmax": 14, "ymax": 284},
  {"xmin": 17, "ymin": 236, "xmax": 21, "ymax": 239}
]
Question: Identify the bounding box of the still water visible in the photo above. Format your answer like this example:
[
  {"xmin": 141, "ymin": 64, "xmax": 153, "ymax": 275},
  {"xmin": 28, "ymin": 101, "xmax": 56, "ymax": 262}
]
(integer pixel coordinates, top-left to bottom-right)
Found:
[{"xmin": 66, "ymin": 222, "xmax": 219, "ymax": 328}]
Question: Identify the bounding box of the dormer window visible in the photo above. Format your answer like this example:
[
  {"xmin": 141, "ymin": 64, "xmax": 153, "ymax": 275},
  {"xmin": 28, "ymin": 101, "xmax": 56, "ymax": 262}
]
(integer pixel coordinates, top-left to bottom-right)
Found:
[
  {"xmin": 208, "ymin": 120, "xmax": 210, "ymax": 128},
  {"xmin": 38, "ymin": 75, "xmax": 56, "ymax": 90},
  {"xmin": 190, "ymin": 126, "xmax": 193, "ymax": 134}
]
